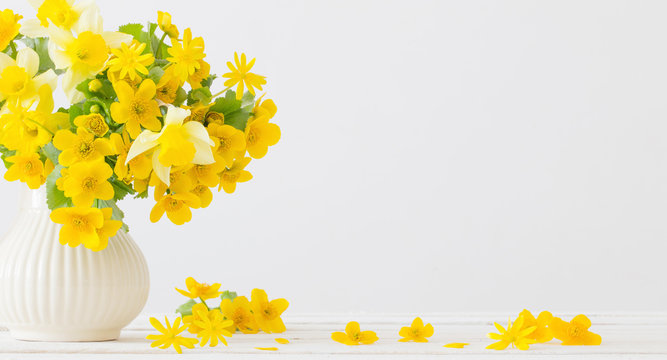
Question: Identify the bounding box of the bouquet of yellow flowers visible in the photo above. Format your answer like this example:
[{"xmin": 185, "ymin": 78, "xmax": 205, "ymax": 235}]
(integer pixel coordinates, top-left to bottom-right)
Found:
[{"xmin": 0, "ymin": 2, "xmax": 280, "ymax": 251}]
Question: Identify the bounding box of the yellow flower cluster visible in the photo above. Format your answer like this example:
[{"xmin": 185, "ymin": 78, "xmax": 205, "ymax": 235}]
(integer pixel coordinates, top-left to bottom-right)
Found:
[
  {"xmin": 0, "ymin": 2, "xmax": 280, "ymax": 252},
  {"xmin": 147, "ymin": 277, "xmax": 289, "ymax": 353}
]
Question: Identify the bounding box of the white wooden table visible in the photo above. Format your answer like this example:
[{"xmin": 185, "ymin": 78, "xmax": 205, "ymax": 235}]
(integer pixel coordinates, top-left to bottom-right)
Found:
[{"xmin": 1, "ymin": 313, "xmax": 666, "ymax": 359}]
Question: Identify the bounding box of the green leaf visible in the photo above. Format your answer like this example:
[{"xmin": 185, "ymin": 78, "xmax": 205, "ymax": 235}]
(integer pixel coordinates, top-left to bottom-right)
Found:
[
  {"xmin": 173, "ymin": 87, "xmax": 187, "ymax": 107},
  {"xmin": 201, "ymin": 75, "xmax": 217, "ymax": 88},
  {"xmin": 209, "ymin": 91, "xmax": 252, "ymax": 131},
  {"xmin": 0, "ymin": 145, "xmax": 16, "ymax": 169},
  {"xmin": 176, "ymin": 299, "xmax": 197, "ymax": 317},
  {"xmin": 220, "ymin": 290, "xmax": 238, "ymax": 301},
  {"xmin": 99, "ymin": 199, "xmax": 129, "ymax": 233},
  {"xmin": 187, "ymin": 87, "xmax": 212, "ymax": 105},
  {"xmin": 46, "ymin": 165, "xmax": 72, "ymax": 210},
  {"xmin": 118, "ymin": 23, "xmax": 144, "ymax": 40},
  {"xmin": 110, "ymin": 179, "xmax": 136, "ymax": 201},
  {"xmin": 42, "ymin": 143, "xmax": 60, "ymax": 165},
  {"xmin": 147, "ymin": 66, "xmax": 164, "ymax": 84},
  {"xmin": 68, "ymin": 104, "xmax": 84, "ymax": 125},
  {"xmin": 20, "ymin": 37, "xmax": 56, "ymax": 74},
  {"xmin": 134, "ymin": 190, "xmax": 148, "ymax": 199}
]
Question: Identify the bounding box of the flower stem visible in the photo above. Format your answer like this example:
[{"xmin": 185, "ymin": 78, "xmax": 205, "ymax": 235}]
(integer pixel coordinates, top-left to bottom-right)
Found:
[
  {"xmin": 9, "ymin": 41, "xmax": 17, "ymax": 57},
  {"xmin": 157, "ymin": 33, "xmax": 168, "ymax": 59},
  {"xmin": 211, "ymin": 86, "xmax": 233, "ymax": 99},
  {"xmin": 199, "ymin": 297, "xmax": 210, "ymax": 310},
  {"xmin": 27, "ymin": 119, "xmax": 54, "ymax": 136}
]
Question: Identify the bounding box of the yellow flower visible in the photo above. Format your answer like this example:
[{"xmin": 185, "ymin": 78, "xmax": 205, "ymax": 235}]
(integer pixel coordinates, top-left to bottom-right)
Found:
[
  {"xmin": 223, "ymin": 52, "xmax": 266, "ymax": 100},
  {"xmin": 167, "ymin": 28, "xmax": 205, "ymax": 82},
  {"xmin": 88, "ymin": 207, "xmax": 122, "ymax": 252},
  {"xmin": 331, "ymin": 321, "xmax": 378, "ymax": 345},
  {"xmin": 50, "ymin": 206, "xmax": 104, "ymax": 249},
  {"xmin": 550, "ymin": 314, "xmax": 601, "ymax": 346},
  {"xmin": 26, "ymin": 0, "xmax": 97, "ymax": 34},
  {"xmin": 0, "ymin": 99, "xmax": 53, "ymax": 154},
  {"xmin": 444, "ymin": 343, "xmax": 469, "ymax": 348},
  {"xmin": 53, "ymin": 127, "xmax": 114, "ymax": 166},
  {"xmin": 146, "ymin": 316, "xmax": 198, "ymax": 354},
  {"xmin": 74, "ymin": 113, "xmax": 109, "ymax": 137},
  {"xmin": 157, "ymin": 11, "xmax": 179, "ymax": 39},
  {"xmin": 3, "ymin": 153, "xmax": 46, "ymax": 189},
  {"xmin": 207, "ymin": 123, "xmax": 245, "ymax": 167},
  {"xmin": 109, "ymin": 132, "xmax": 152, "ymax": 180},
  {"xmin": 150, "ymin": 192, "xmax": 200, "ymax": 225},
  {"xmin": 518, "ymin": 310, "xmax": 553, "ymax": 343},
  {"xmin": 245, "ymin": 116, "xmax": 280, "ymax": 159},
  {"xmin": 486, "ymin": 316, "xmax": 536, "ymax": 351},
  {"xmin": 250, "ymin": 289, "xmax": 288, "ymax": 334},
  {"xmin": 0, "ymin": 48, "xmax": 57, "ymax": 107},
  {"xmin": 156, "ymin": 67, "xmax": 181, "ymax": 104},
  {"xmin": 205, "ymin": 111, "xmax": 224, "ymax": 126},
  {"xmin": 182, "ymin": 303, "xmax": 209, "ymax": 334},
  {"xmin": 0, "ymin": 9, "xmax": 21, "ymax": 52},
  {"xmin": 218, "ymin": 157, "xmax": 252, "ymax": 194},
  {"xmin": 47, "ymin": 18, "xmax": 132, "ymax": 102},
  {"xmin": 185, "ymin": 102, "xmax": 213, "ymax": 124},
  {"xmin": 110, "ymin": 79, "xmax": 162, "ymax": 139},
  {"xmin": 188, "ymin": 60, "xmax": 210, "ymax": 89},
  {"xmin": 398, "ymin": 317, "xmax": 434, "ymax": 343},
  {"xmin": 253, "ymin": 95, "xmax": 277, "ymax": 120},
  {"xmin": 151, "ymin": 167, "xmax": 195, "ymax": 201},
  {"xmin": 189, "ymin": 162, "xmax": 226, "ymax": 188},
  {"xmin": 192, "ymin": 184, "xmax": 213, "ymax": 208},
  {"xmin": 108, "ymin": 40, "xmax": 154, "ymax": 82},
  {"xmin": 193, "ymin": 308, "xmax": 233, "ymax": 347},
  {"xmin": 175, "ymin": 277, "xmax": 222, "ymax": 300},
  {"xmin": 220, "ymin": 296, "xmax": 259, "ymax": 334},
  {"xmin": 126, "ymin": 105, "xmax": 214, "ymax": 186},
  {"xmin": 62, "ymin": 160, "xmax": 114, "ymax": 207}
]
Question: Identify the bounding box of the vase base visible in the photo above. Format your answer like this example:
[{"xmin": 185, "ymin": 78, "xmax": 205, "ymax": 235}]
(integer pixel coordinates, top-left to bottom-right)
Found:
[{"xmin": 8, "ymin": 326, "xmax": 120, "ymax": 342}]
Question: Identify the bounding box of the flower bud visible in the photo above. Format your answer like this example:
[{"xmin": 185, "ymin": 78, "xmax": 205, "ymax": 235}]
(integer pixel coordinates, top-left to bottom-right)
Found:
[{"xmin": 88, "ymin": 79, "xmax": 103, "ymax": 93}]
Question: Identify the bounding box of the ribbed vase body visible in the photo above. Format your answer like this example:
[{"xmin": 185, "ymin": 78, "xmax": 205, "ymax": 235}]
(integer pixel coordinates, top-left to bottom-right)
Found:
[{"xmin": 0, "ymin": 187, "xmax": 149, "ymax": 341}]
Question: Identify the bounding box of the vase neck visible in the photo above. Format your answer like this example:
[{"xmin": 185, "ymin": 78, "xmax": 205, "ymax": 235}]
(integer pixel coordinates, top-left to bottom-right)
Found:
[{"xmin": 20, "ymin": 186, "xmax": 48, "ymax": 210}]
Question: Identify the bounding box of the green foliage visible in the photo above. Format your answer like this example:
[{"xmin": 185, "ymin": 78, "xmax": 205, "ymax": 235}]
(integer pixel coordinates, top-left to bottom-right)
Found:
[
  {"xmin": 147, "ymin": 66, "xmax": 165, "ymax": 84},
  {"xmin": 118, "ymin": 22, "xmax": 168, "ymax": 58},
  {"xmin": 174, "ymin": 87, "xmax": 187, "ymax": 107},
  {"xmin": 220, "ymin": 290, "xmax": 238, "ymax": 301},
  {"xmin": 41, "ymin": 143, "xmax": 60, "ymax": 165},
  {"xmin": 209, "ymin": 91, "xmax": 255, "ymax": 131},
  {"xmin": 68, "ymin": 103, "xmax": 84, "ymax": 126},
  {"xmin": 176, "ymin": 299, "xmax": 197, "ymax": 317},
  {"xmin": 187, "ymin": 87, "xmax": 212, "ymax": 105},
  {"xmin": 110, "ymin": 179, "xmax": 136, "ymax": 201},
  {"xmin": 76, "ymin": 78, "xmax": 116, "ymax": 100},
  {"xmin": 201, "ymin": 75, "xmax": 217, "ymax": 88},
  {"xmin": 20, "ymin": 37, "xmax": 57, "ymax": 75},
  {"xmin": 0, "ymin": 145, "xmax": 16, "ymax": 169},
  {"xmin": 99, "ymin": 199, "xmax": 129, "ymax": 233},
  {"xmin": 46, "ymin": 165, "xmax": 72, "ymax": 210}
]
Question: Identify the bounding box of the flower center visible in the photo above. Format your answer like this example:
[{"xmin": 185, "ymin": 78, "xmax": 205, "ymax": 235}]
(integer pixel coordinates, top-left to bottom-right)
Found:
[
  {"xmin": 78, "ymin": 141, "xmax": 94, "ymax": 159},
  {"xmin": 131, "ymin": 100, "xmax": 146, "ymax": 116},
  {"xmin": 165, "ymin": 197, "xmax": 182, "ymax": 211},
  {"xmin": 567, "ymin": 326, "xmax": 581, "ymax": 338},
  {"xmin": 71, "ymin": 216, "xmax": 87, "ymax": 229},
  {"xmin": 0, "ymin": 66, "xmax": 29, "ymax": 95},
  {"xmin": 222, "ymin": 173, "xmax": 238, "ymax": 183},
  {"xmin": 246, "ymin": 129, "xmax": 257, "ymax": 146},
  {"xmin": 82, "ymin": 177, "xmax": 97, "ymax": 191}
]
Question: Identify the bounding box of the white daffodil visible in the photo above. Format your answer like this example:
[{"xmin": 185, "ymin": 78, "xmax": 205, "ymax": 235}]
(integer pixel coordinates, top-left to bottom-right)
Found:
[
  {"xmin": 0, "ymin": 47, "xmax": 57, "ymax": 111},
  {"xmin": 126, "ymin": 106, "xmax": 215, "ymax": 186},
  {"xmin": 46, "ymin": 6, "xmax": 131, "ymax": 103},
  {"xmin": 19, "ymin": 0, "xmax": 99, "ymax": 38}
]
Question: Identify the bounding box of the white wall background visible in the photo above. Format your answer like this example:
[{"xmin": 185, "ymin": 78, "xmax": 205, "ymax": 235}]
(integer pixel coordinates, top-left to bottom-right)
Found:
[{"xmin": 4, "ymin": 0, "xmax": 667, "ymax": 314}]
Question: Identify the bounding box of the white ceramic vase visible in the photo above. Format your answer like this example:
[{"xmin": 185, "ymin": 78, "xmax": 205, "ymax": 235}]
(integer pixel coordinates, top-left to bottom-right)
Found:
[{"xmin": 0, "ymin": 187, "xmax": 149, "ymax": 341}]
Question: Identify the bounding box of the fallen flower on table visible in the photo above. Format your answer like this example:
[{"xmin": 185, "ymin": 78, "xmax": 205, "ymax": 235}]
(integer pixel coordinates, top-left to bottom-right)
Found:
[
  {"xmin": 176, "ymin": 277, "xmax": 222, "ymax": 300},
  {"xmin": 146, "ymin": 316, "xmax": 198, "ymax": 354},
  {"xmin": 398, "ymin": 317, "xmax": 434, "ymax": 343},
  {"xmin": 518, "ymin": 309, "xmax": 553, "ymax": 343},
  {"xmin": 220, "ymin": 295, "xmax": 259, "ymax": 334},
  {"xmin": 255, "ymin": 347, "xmax": 278, "ymax": 351},
  {"xmin": 486, "ymin": 315, "xmax": 536, "ymax": 350},
  {"xmin": 275, "ymin": 338, "xmax": 290, "ymax": 344},
  {"xmin": 332, "ymin": 321, "xmax": 379, "ymax": 345},
  {"xmin": 251, "ymin": 288, "xmax": 289, "ymax": 333},
  {"xmin": 550, "ymin": 314, "xmax": 601, "ymax": 346},
  {"xmin": 443, "ymin": 342, "xmax": 469, "ymax": 348}
]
